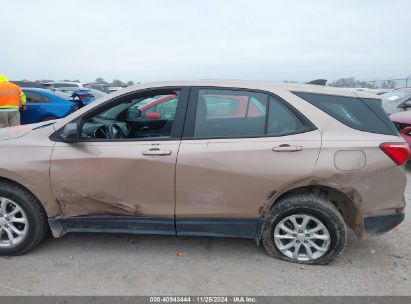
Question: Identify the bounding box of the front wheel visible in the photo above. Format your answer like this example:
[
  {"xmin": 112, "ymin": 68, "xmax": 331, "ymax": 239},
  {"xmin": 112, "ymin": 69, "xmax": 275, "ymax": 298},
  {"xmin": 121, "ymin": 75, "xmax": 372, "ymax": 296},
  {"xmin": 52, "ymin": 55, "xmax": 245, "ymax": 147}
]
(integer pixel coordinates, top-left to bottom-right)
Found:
[
  {"xmin": 0, "ymin": 182, "xmax": 48, "ymax": 255},
  {"xmin": 262, "ymin": 193, "xmax": 347, "ymax": 265}
]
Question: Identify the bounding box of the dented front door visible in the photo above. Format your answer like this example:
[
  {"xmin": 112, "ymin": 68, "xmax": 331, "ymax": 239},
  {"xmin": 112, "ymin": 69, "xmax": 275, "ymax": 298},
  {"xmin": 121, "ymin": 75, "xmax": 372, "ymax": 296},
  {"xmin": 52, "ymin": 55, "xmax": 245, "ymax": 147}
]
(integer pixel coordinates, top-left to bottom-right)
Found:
[{"xmin": 50, "ymin": 140, "xmax": 179, "ymax": 218}]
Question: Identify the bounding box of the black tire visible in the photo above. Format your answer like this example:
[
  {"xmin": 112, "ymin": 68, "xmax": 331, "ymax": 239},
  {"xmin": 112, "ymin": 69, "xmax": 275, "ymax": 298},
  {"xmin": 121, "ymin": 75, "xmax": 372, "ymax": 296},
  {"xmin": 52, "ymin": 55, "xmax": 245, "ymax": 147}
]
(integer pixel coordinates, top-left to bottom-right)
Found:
[
  {"xmin": 261, "ymin": 193, "xmax": 347, "ymax": 265},
  {"xmin": 0, "ymin": 181, "xmax": 48, "ymax": 255}
]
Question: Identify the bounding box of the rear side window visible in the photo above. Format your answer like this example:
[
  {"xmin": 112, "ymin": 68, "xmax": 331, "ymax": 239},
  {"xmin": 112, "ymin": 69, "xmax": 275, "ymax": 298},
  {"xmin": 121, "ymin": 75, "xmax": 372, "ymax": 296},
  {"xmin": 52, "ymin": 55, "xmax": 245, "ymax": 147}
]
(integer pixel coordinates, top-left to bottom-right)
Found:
[
  {"xmin": 361, "ymin": 98, "xmax": 398, "ymax": 135},
  {"xmin": 267, "ymin": 96, "xmax": 314, "ymax": 136},
  {"xmin": 194, "ymin": 89, "xmax": 267, "ymax": 138},
  {"xmin": 293, "ymin": 92, "xmax": 397, "ymax": 135},
  {"xmin": 192, "ymin": 89, "xmax": 315, "ymax": 139}
]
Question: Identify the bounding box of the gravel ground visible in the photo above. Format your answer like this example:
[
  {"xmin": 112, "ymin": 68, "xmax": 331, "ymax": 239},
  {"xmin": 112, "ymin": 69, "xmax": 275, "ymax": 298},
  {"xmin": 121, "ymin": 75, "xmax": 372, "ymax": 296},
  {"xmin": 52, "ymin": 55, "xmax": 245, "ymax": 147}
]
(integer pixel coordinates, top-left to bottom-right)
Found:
[{"xmin": 0, "ymin": 171, "xmax": 410, "ymax": 296}]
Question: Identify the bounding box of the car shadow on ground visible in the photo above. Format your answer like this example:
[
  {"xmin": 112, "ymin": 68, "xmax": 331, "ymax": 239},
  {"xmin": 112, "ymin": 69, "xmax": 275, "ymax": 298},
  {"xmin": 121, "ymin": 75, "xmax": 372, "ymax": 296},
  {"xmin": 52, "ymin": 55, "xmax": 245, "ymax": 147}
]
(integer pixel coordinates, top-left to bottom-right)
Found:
[
  {"xmin": 24, "ymin": 162, "xmax": 411, "ymax": 268},
  {"xmin": 27, "ymin": 225, "xmax": 408, "ymax": 269}
]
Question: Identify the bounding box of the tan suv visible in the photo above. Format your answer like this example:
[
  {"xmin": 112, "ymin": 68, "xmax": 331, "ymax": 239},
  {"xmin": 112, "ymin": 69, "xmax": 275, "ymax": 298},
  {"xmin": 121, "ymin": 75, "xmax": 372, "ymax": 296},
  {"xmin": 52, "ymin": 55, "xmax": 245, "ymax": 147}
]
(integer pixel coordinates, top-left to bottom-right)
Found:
[{"xmin": 0, "ymin": 81, "xmax": 407, "ymax": 264}]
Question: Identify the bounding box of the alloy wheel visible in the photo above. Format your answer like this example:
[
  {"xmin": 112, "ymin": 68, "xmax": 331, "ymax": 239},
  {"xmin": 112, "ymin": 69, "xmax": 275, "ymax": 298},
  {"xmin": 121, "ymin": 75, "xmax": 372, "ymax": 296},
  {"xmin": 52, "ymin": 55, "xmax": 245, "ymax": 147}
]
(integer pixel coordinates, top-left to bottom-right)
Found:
[
  {"xmin": 0, "ymin": 197, "xmax": 29, "ymax": 248},
  {"xmin": 273, "ymin": 214, "xmax": 330, "ymax": 261}
]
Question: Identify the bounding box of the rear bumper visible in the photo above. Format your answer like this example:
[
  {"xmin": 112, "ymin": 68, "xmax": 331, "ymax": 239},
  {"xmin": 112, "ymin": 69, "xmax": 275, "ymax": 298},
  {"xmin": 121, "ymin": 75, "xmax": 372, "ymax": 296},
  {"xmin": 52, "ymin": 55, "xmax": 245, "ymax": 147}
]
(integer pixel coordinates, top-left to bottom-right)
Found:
[{"xmin": 364, "ymin": 212, "xmax": 405, "ymax": 235}]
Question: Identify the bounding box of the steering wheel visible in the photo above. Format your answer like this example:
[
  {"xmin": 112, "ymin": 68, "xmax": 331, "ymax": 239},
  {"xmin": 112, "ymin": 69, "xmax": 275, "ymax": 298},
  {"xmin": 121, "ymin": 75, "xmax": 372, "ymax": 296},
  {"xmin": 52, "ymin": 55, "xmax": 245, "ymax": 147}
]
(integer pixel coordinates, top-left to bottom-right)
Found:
[{"xmin": 107, "ymin": 123, "xmax": 125, "ymax": 139}]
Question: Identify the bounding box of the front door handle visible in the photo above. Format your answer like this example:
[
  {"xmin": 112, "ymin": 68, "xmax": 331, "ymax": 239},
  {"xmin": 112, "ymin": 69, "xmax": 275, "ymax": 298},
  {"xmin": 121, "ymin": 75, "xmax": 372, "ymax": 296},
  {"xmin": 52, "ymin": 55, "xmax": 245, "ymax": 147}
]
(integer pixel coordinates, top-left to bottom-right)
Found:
[
  {"xmin": 142, "ymin": 148, "xmax": 172, "ymax": 156},
  {"xmin": 272, "ymin": 144, "xmax": 303, "ymax": 152}
]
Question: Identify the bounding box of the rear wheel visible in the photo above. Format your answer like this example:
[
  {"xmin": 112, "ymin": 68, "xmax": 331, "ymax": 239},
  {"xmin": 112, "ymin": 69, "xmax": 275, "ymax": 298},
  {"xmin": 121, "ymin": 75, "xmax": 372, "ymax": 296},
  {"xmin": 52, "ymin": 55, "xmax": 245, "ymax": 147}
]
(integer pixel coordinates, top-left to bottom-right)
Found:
[
  {"xmin": 262, "ymin": 193, "xmax": 347, "ymax": 265},
  {"xmin": 0, "ymin": 182, "xmax": 48, "ymax": 255}
]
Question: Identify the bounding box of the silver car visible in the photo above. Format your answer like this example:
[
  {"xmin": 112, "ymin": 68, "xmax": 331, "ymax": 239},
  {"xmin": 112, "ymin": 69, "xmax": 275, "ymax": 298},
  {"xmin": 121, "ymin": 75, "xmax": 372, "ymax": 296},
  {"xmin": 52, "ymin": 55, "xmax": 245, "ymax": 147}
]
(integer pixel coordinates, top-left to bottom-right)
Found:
[{"xmin": 382, "ymin": 88, "xmax": 411, "ymax": 114}]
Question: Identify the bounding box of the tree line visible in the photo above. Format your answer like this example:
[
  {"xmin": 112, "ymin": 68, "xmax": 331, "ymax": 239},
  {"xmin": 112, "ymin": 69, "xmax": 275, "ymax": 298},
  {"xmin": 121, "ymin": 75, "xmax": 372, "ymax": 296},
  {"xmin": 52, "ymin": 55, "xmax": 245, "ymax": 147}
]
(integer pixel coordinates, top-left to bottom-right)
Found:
[{"xmin": 94, "ymin": 77, "xmax": 135, "ymax": 87}]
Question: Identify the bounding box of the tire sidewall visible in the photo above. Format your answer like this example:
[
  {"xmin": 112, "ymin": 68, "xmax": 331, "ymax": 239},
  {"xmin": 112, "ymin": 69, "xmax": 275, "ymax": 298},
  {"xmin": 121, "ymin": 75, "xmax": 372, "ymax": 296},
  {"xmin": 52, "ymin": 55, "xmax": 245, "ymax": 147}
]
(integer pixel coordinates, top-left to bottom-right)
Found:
[
  {"xmin": 262, "ymin": 195, "xmax": 347, "ymax": 265},
  {"xmin": 0, "ymin": 187, "xmax": 40, "ymax": 255}
]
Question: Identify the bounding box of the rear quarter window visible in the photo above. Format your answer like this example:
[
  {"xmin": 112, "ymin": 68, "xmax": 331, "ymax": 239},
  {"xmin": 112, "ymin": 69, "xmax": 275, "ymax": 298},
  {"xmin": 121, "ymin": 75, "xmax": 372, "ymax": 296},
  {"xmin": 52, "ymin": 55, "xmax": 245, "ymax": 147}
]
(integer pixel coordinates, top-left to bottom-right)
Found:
[{"xmin": 293, "ymin": 92, "xmax": 397, "ymax": 136}]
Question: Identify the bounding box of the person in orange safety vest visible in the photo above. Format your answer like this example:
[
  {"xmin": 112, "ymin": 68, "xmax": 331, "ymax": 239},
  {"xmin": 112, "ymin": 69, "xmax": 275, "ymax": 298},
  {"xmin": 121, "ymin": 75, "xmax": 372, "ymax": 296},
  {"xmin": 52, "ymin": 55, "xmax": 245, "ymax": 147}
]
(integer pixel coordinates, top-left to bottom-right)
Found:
[{"xmin": 0, "ymin": 74, "xmax": 26, "ymax": 128}]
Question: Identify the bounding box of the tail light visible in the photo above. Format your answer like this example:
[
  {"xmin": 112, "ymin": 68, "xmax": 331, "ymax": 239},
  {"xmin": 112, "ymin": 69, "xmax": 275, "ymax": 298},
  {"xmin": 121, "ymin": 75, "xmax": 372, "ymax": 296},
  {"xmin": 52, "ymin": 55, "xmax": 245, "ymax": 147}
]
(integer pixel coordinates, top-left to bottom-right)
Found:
[
  {"xmin": 379, "ymin": 142, "xmax": 410, "ymax": 165},
  {"xmin": 78, "ymin": 94, "xmax": 93, "ymax": 100}
]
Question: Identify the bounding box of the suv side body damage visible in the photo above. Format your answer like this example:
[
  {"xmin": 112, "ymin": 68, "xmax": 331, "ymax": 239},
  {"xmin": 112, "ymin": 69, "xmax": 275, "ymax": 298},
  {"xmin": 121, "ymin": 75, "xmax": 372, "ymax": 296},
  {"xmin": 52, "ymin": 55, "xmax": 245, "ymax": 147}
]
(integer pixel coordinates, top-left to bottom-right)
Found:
[{"xmin": 0, "ymin": 80, "xmax": 406, "ymax": 263}]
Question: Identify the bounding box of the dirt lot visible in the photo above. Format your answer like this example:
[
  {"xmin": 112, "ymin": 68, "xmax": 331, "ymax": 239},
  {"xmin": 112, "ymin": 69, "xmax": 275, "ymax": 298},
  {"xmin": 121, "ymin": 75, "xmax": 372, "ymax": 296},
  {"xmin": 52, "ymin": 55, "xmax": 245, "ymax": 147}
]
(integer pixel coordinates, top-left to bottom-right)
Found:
[{"xmin": 0, "ymin": 171, "xmax": 410, "ymax": 296}]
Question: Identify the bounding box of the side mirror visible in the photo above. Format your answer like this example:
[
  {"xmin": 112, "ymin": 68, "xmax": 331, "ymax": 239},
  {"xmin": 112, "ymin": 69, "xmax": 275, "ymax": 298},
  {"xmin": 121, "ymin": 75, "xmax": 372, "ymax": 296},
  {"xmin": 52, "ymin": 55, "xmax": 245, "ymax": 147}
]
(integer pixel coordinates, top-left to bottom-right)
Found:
[
  {"xmin": 59, "ymin": 122, "xmax": 78, "ymax": 143},
  {"xmin": 71, "ymin": 94, "xmax": 81, "ymax": 102},
  {"xmin": 146, "ymin": 111, "xmax": 161, "ymax": 119},
  {"xmin": 126, "ymin": 107, "xmax": 141, "ymax": 119},
  {"xmin": 70, "ymin": 96, "xmax": 85, "ymax": 108}
]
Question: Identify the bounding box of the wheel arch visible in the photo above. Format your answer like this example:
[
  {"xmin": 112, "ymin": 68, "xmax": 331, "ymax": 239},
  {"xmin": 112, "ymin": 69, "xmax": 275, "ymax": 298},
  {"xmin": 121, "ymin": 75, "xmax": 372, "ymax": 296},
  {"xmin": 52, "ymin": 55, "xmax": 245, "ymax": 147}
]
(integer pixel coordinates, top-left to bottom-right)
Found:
[
  {"xmin": 0, "ymin": 175, "xmax": 58, "ymax": 218},
  {"xmin": 0, "ymin": 176, "xmax": 50, "ymax": 255},
  {"xmin": 0, "ymin": 176, "xmax": 44, "ymax": 207},
  {"xmin": 259, "ymin": 184, "xmax": 363, "ymax": 239}
]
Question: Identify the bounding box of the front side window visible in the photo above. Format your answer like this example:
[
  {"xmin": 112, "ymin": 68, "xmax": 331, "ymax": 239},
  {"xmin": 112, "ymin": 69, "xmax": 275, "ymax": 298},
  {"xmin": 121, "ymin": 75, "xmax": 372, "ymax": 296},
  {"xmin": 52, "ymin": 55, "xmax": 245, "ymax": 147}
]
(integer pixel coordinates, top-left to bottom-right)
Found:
[
  {"xmin": 194, "ymin": 89, "xmax": 267, "ymax": 138},
  {"xmin": 80, "ymin": 90, "xmax": 180, "ymax": 140},
  {"xmin": 141, "ymin": 96, "xmax": 178, "ymax": 120}
]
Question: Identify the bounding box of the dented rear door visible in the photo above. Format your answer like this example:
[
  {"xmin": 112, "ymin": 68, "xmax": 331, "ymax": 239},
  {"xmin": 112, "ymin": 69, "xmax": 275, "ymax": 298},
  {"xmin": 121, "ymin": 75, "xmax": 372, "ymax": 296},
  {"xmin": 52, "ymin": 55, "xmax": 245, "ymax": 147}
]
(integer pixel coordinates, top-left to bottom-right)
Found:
[{"xmin": 175, "ymin": 88, "xmax": 321, "ymax": 237}]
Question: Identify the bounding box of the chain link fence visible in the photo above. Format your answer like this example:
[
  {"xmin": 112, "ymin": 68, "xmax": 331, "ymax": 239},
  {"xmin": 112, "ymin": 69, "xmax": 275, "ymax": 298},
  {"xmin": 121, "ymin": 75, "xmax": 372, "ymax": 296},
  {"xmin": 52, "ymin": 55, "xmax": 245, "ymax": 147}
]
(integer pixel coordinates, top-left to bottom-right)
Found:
[{"xmin": 363, "ymin": 76, "xmax": 411, "ymax": 89}]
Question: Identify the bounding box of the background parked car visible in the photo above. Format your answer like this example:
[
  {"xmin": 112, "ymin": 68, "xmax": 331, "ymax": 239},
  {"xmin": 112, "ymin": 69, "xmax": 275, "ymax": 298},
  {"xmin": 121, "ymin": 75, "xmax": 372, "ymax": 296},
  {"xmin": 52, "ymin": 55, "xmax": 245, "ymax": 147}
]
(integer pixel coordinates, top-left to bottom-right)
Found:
[
  {"xmin": 106, "ymin": 86, "xmax": 123, "ymax": 93},
  {"xmin": 352, "ymin": 88, "xmax": 392, "ymax": 95},
  {"xmin": 54, "ymin": 87, "xmax": 97, "ymax": 105},
  {"xmin": 390, "ymin": 111, "xmax": 411, "ymax": 159},
  {"xmin": 88, "ymin": 89, "xmax": 107, "ymax": 99},
  {"xmin": 381, "ymin": 88, "xmax": 411, "ymax": 114},
  {"xmin": 88, "ymin": 83, "xmax": 110, "ymax": 92},
  {"xmin": 11, "ymin": 81, "xmax": 48, "ymax": 89},
  {"xmin": 43, "ymin": 81, "xmax": 91, "ymax": 89},
  {"xmin": 21, "ymin": 88, "xmax": 78, "ymax": 124}
]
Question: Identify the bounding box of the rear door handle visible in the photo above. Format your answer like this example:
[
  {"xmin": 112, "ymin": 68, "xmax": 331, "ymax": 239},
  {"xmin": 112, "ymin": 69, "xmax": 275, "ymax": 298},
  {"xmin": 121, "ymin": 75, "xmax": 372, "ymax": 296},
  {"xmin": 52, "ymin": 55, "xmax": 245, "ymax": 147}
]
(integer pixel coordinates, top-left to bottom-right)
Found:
[
  {"xmin": 272, "ymin": 144, "xmax": 303, "ymax": 152},
  {"xmin": 142, "ymin": 148, "xmax": 172, "ymax": 156}
]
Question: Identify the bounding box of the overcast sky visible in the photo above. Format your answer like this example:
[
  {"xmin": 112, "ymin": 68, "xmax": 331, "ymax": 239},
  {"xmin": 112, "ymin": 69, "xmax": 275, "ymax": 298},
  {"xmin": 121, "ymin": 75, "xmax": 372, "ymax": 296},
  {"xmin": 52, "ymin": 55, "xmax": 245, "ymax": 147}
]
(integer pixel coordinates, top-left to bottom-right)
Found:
[{"xmin": 1, "ymin": 0, "xmax": 410, "ymax": 83}]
